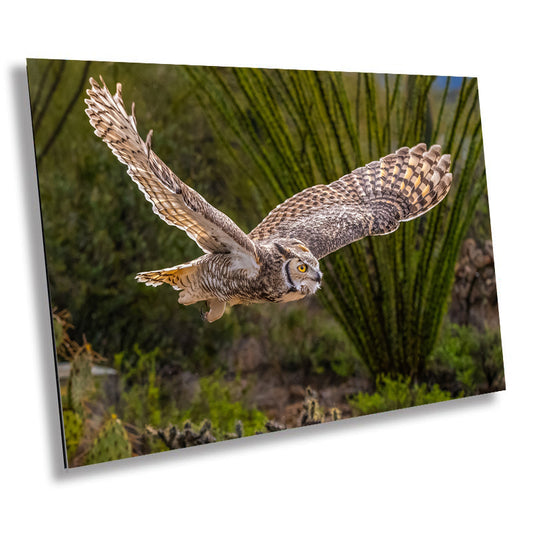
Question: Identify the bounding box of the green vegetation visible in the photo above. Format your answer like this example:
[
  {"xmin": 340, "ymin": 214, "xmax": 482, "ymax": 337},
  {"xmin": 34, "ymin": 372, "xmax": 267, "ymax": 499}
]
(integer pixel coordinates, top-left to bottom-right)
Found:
[
  {"xmin": 429, "ymin": 321, "xmax": 505, "ymax": 395},
  {"xmin": 62, "ymin": 409, "xmax": 84, "ymax": 464},
  {"xmin": 56, "ymin": 311, "xmax": 272, "ymax": 465},
  {"xmin": 180, "ymin": 372, "xmax": 268, "ymax": 439},
  {"xmin": 86, "ymin": 415, "xmax": 133, "ymax": 465},
  {"xmin": 55, "ymin": 308, "xmax": 503, "ymax": 466},
  {"xmin": 349, "ymin": 375, "xmax": 455, "ymax": 416},
  {"xmin": 113, "ymin": 345, "xmax": 174, "ymax": 429}
]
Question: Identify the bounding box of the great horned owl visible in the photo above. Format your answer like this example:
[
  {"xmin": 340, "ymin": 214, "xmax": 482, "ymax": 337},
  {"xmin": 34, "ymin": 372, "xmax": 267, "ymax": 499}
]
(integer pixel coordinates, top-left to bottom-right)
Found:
[{"xmin": 85, "ymin": 77, "xmax": 452, "ymax": 322}]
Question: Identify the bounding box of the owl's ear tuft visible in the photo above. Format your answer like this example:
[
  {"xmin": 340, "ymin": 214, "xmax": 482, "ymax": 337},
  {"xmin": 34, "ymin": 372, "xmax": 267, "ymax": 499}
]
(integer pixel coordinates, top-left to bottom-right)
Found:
[{"xmin": 274, "ymin": 242, "xmax": 291, "ymax": 258}]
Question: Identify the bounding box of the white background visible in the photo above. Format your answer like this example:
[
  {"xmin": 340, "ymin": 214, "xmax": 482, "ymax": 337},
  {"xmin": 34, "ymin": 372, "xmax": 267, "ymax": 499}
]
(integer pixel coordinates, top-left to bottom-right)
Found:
[{"xmin": 2, "ymin": 1, "xmax": 531, "ymax": 531}]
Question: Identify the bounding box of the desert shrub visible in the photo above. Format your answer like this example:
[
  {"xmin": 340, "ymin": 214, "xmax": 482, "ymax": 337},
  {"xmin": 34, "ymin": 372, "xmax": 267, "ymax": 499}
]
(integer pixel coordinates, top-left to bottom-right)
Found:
[
  {"xmin": 113, "ymin": 344, "xmax": 180, "ymax": 428},
  {"xmin": 349, "ymin": 375, "xmax": 454, "ymax": 416},
  {"xmin": 429, "ymin": 322, "xmax": 504, "ymax": 394},
  {"xmin": 179, "ymin": 371, "xmax": 268, "ymax": 439}
]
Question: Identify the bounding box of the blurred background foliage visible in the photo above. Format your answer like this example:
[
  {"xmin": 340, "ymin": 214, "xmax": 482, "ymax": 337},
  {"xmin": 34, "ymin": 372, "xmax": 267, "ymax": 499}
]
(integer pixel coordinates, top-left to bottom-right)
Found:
[
  {"xmin": 27, "ymin": 59, "xmax": 504, "ymax": 466},
  {"xmin": 186, "ymin": 66, "xmax": 488, "ymax": 379}
]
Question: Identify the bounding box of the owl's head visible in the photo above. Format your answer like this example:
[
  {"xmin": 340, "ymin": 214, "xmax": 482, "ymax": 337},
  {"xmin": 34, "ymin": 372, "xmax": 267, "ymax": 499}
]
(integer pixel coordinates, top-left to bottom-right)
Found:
[{"xmin": 275, "ymin": 240, "xmax": 322, "ymax": 295}]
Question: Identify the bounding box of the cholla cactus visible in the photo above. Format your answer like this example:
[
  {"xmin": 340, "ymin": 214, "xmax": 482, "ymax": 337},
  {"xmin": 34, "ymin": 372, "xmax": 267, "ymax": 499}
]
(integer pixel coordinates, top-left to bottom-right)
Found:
[
  {"xmin": 265, "ymin": 420, "xmax": 286, "ymax": 432},
  {"xmin": 300, "ymin": 387, "xmax": 324, "ymax": 426},
  {"xmin": 224, "ymin": 420, "xmax": 244, "ymax": 440},
  {"xmin": 147, "ymin": 419, "xmax": 216, "ymax": 450},
  {"xmin": 299, "ymin": 387, "xmax": 342, "ymax": 426},
  {"xmin": 329, "ymin": 407, "xmax": 341, "ymax": 422},
  {"xmin": 144, "ymin": 387, "xmax": 343, "ymax": 456}
]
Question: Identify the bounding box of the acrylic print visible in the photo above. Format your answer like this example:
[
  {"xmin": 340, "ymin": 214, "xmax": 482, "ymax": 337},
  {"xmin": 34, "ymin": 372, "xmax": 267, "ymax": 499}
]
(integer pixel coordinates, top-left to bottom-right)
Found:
[{"xmin": 27, "ymin": 59, "xmax": 505, "ymax": 467}]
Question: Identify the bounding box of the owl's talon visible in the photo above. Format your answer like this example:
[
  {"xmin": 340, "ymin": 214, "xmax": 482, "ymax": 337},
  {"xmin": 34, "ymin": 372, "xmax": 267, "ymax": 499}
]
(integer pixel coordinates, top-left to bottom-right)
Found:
[{"xmin": 200, "ymin": 301, "xmax": 209, "ymax": 321}]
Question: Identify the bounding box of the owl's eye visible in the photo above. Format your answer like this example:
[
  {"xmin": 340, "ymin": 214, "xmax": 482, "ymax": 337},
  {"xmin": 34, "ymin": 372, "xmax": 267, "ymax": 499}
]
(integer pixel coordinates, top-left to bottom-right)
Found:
[{"xmin": 297, "ymin": 264, "xmax": 307, "ymax": 273}]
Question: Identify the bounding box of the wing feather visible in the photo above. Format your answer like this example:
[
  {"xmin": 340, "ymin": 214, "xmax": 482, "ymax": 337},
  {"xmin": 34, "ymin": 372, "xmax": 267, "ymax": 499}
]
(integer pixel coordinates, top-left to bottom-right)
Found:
[
  {"xmin": 85, "ymin": 77, "xmax": 258, "ymax": 262},
  {"xmin": 249, "ymin": 144, "xmax": 452, "ymax": 259}
]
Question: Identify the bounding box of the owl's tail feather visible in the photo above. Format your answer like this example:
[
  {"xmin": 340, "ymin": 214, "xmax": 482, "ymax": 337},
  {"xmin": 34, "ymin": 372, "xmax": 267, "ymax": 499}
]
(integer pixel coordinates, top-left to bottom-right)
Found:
[
  {"xmin": 365, "ymin": 143, "xmax": 453, "ymax": 235},
  {"xmin": 135, "ymin": 262, "xmax": 197, "ymax": 290},
  {"xmin": 136, "ymin": 263, "xmax": 227, "ymax": 322}
]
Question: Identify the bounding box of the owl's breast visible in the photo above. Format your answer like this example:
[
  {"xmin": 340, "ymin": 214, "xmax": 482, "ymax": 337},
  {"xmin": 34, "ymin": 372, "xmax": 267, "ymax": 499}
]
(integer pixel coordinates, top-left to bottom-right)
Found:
[{"xmin": 193, "ymin": 245, "xmax": 291, "ymax": 305}]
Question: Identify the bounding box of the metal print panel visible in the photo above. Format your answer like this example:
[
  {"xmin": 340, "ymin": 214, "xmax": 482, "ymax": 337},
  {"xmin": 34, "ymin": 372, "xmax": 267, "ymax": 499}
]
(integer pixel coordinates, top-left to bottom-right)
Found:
[{"xmin": 27, "ymin": 59, "xmax": 504, "ymax": 467}]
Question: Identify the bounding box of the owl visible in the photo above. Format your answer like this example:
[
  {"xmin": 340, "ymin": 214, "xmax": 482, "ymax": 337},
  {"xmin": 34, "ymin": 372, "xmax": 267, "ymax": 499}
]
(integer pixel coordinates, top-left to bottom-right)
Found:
[{"xmin": 85, "ymin": 77, "xmax": 452, "ymax": 322}]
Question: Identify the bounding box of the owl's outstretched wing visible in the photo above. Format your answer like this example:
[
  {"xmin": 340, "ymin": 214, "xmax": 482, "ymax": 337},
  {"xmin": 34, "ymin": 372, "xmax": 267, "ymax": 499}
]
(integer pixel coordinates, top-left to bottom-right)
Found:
[
  {"xmin": 85, "ymin": 77, "xmax": 258, "ymax": 262},
  {"xmin": 249, "ymin": 144, "xmax": 452, "ymax": 260}
]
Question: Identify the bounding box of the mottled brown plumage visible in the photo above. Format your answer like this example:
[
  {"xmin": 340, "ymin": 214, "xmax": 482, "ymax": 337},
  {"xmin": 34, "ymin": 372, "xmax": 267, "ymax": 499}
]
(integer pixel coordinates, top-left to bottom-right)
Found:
[
  {"xmin": 85, "ymin": 77, "xmax": 453, "ymax": 322},
  {"xmin": 250, "ymin": 144, "xmax": 452, "ymax": 259}
]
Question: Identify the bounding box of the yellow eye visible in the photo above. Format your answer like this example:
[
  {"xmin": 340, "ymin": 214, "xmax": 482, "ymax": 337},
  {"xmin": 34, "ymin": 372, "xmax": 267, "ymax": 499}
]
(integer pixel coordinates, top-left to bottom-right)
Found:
[{"xmin": 297, "ymin": 264, "xmax": 307, "ymax": 273}]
